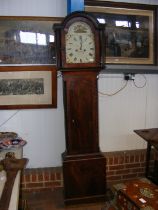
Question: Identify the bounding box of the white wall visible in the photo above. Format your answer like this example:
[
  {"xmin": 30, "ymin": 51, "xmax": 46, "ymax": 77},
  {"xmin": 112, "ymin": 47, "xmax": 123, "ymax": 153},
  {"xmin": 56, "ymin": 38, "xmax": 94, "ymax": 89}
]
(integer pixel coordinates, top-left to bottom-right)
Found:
[
  {"xmin": 0, "ymin": 0, "xmax": 158, "ymax": 168},
  {"xmin": 0, "ymin": 0, "xmax": 67, "ymax": 17},
  {"xmin": 98, "ymin": 74, "xmax": 158, "ymax": 152}
]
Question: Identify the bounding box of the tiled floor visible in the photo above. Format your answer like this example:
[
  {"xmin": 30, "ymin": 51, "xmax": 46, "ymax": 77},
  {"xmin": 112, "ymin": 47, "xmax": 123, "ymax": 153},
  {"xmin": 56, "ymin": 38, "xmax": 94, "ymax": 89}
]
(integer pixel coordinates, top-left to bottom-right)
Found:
[{"xmin": 21, "ymin": 188, "xmax": 115, "ymax": 210}]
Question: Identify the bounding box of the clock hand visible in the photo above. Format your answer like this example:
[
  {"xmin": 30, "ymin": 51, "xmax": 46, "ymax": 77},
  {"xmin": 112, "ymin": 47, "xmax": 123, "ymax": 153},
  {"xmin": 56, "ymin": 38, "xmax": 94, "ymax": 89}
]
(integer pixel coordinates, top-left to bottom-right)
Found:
[{"xmin": 79, "ymin": 35, "xmax": 83, "ymax": 50}]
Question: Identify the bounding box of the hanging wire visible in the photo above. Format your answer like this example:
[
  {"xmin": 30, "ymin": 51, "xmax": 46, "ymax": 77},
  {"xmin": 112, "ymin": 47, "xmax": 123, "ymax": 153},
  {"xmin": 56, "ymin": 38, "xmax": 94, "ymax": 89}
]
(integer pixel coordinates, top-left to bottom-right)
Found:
[
  {"xmin": 98, "ymin": 80, "xmax": 128, "ymax": 96},
  {"xmin": 0, "ymin": 110, "xmax": 20, "ymax": 129},
  {"xmin": 133, "ymin": 74, "xmax": 147, "ymax": 88}
]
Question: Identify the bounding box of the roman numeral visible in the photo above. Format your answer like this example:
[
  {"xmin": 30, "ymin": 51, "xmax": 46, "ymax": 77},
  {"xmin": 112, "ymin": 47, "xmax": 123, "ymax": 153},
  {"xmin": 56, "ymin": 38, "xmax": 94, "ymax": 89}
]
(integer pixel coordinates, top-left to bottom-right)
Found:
[{"xmin": 69, "ymin": 53, "xmax": 73, "ymax": 57}]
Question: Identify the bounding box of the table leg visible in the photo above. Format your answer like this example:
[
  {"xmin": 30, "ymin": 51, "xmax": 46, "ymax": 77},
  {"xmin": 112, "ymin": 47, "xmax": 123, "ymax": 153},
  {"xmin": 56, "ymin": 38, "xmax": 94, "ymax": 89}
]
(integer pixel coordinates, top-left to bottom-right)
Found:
[{"xmin": 146, "ymin": 142, "xmax": 151, "ymax": 178}]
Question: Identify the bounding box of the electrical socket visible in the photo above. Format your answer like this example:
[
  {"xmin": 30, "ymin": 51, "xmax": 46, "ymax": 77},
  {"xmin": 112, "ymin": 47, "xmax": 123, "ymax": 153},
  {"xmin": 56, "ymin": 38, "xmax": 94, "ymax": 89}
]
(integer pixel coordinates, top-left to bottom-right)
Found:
[{"xmin": 124, "ymin": 73, "xmax": 135, "ymax": 81}]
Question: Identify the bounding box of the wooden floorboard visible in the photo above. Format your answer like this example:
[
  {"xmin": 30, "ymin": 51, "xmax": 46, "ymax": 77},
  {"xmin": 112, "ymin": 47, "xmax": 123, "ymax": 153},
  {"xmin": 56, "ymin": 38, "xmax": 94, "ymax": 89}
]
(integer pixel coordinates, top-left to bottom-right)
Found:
[{"xmin": 21, "ymin": 188, "xmax": 115, "ymax": 210}]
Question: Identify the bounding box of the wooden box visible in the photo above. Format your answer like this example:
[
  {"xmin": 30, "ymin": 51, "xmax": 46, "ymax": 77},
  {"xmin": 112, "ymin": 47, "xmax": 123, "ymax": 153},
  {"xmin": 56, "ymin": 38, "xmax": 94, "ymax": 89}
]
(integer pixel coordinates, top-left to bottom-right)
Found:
[{"xmin": 113, "ymin": 178, "xmax": 158, "ymax": 210}]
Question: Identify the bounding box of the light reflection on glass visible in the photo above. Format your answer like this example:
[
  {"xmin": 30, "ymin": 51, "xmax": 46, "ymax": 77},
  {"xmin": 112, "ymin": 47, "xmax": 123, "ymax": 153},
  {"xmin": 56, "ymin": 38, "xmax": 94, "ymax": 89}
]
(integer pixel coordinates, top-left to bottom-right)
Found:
[
  {"xmin": 93, "ymin": 12, "xmax": 149, "ymax": 59},
  {"xmin": 115, "ymin": 20, "xmax": 140, "ymax": 28},
  {"xmin": 97, "ymin": 18, "xmax": 106, "ymax": 24},
  {"xmin": 20, "ymin": 31, "xmax": 47, "ymax": 46},
  {"xmin": 49, "ymin": 35, "xmax": 54, "ymax": 42},
  {"xmin": 136, "ymin": 22, "xmax": 140, "ymax": 28},
  {"xmin": 115, "ymin": 20, "xmax": 131, "ymax": 28},
  {"xmin": 37, "ymin": 33, "xmax": 46, "ymax": 45},
  {"xmin": 0, "ymin": 19, "xmax": 58, "ymax": 64},
  {"xmin": 20, "ymin": 31, "xmax": 36, "ymax": 44}
]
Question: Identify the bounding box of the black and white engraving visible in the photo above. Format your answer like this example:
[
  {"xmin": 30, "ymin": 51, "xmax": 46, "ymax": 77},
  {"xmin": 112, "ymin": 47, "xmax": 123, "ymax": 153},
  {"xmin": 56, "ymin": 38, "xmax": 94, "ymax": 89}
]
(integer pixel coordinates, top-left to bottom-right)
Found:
[{"xmin": 0, "ymin": 78, "xmax": 44, "ymax": 95}]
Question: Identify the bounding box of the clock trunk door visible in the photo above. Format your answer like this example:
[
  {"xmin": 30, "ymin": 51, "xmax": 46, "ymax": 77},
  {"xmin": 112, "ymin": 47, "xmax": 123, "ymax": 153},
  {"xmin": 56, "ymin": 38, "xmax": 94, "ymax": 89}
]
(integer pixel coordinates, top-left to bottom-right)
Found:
[{"xmin": 63, "ymin": 71, "xmax": 100, "ymax": 155}]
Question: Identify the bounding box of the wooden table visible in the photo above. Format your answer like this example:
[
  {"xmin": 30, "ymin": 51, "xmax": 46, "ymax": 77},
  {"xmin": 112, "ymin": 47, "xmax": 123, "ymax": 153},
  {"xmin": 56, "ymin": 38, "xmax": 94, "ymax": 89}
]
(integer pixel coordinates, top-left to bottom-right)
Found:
[{"xmin": 134, "ymin": 128, "xmax": 158, "ymax": 184}]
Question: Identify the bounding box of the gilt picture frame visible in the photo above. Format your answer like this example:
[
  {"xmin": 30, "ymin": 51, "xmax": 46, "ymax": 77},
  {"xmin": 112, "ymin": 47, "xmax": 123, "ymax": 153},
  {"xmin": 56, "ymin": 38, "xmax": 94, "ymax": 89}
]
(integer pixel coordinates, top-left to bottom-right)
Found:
[
  {"xmin": 85, "ymin": 4, "xmax": 155, "ymax": 65},
  {"xmin": 0, "ymin": 66, "xmax": 57, "ymax": 109}
]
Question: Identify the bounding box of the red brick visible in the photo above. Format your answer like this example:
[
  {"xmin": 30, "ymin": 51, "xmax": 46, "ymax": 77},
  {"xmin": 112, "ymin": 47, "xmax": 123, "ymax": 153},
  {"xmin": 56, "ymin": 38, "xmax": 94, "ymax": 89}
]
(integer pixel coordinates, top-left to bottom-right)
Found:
[
  {"xmin": 125, "ymin": 163, "xmax": 140, "ymax": 168},
  {"xmin": 44, "ymin": 181, "xmax": 54, "ymax": 188},
  {"xmin": 118, "ymin": 156, "xmax": 124, "ymax": 164},
  {"xmin": 138, "ymin": 172, "xmax": 145, "ymax": 177},
  {"xmin": 31, "ymin": 173, "xmax": 37, "ymax": 182},
  {"xmin": 106, "ymin": 157, "xmax": 110, "ymax": 164},
  {"xmin": 44, "ymin": 172, "xmax": 50, "ymax": 181},
  {"xmin": 125, "ymin": 156, "xmax": 130, "ymax": 163},
  {"xmin": 140, "ymin": 154, "xmax": 145, "ymax": 162},
  {"xmin": 50, "ymin": 172, "xmax": 55, "ymax": 181},
  {"xmin": 107, "ymin": 175, "xmax": 122, "ymax": 181},
  {"xmin": 109, "ymin": 165, "xmax": 124, "ymax": 170},
  {"xmin": 130, "ymin": 155, "xmax": 134, "ymax": 163},
  {"xmin": 25, "ymin": 174, "xmax": 30, "ymax": 182},
  {"xmin": 122, "ymin": 174, "xmax": 137, "ymax": 179},
  {"xmin": 26, "ymin": 182, "xmax": 44, "ymax": 188},
  {"xmin": 56, "ymin": 172, "xmax": 61, "ymax": 180},
  {"xmin": 52, "ymin": 181, "xmax": 61, "ymax": 187},
  {"xmin": 135, "ymin": 155, "xmax": 140, "ymax": 162},
  {"xmin": 108, "ymin": 157, "xmax": 113, "ymax": 165},
  {"xmin": 106, "ymin": 171, "xmax": 115, "ymax": 176},
  {"xmin": 114, "ymin": 157, "xmax": 119, "ymax": 164},
  {"xmin": 21, "ymin": 174, "xmax": 25, "ymax": 183},
  {"xmin": 115, "ymin": 169, "xmax": 130, "ymax": 175},
  {"xmin": 38, "ymin": 173, "xmax": 43, "ymax": 181},
  {"xmin": 45, "ymin": 181, "xmax": 61, "ymax": 188},
  {"xmin": 132, "ymin": 168, "xmax": 144, "ymax": 173}
]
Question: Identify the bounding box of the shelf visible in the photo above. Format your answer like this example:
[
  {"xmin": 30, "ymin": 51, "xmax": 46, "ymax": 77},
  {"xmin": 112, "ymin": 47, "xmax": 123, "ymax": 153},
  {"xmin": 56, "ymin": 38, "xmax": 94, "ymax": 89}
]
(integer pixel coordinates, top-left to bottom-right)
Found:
[{"xmin": 101, "ymin": 65, "xmax": 158, "ymax": 74}]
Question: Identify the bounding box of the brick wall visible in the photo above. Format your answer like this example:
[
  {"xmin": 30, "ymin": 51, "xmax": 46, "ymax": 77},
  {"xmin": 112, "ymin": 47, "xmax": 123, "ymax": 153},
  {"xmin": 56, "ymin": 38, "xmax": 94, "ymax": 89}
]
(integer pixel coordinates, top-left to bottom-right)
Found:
[
  {"xmin": 21, "ymin": 167, "xmax": 63, "ymax": 192},
  {"xmin": 21, "ymin": 149, "xmax": 155, "ymax": 192},
  {"xmin": 106, "ymin": 149, "xmax": 146, "ymax": 184}
]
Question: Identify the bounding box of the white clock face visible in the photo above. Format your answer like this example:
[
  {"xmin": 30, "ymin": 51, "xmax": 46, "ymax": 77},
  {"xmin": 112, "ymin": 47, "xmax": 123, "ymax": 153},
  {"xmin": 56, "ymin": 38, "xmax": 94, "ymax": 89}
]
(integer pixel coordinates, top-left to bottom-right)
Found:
[{"xmin": 65, "ymin": 21, "xmax": 95, "ymax": 64}]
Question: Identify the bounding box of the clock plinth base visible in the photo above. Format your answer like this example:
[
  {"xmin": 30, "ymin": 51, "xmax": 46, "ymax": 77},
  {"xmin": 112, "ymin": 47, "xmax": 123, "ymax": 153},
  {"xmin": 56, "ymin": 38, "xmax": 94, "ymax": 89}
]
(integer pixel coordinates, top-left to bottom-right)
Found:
[{"xmin": 62, "ymin": 152, "xmax": 107, "ymax": 205}]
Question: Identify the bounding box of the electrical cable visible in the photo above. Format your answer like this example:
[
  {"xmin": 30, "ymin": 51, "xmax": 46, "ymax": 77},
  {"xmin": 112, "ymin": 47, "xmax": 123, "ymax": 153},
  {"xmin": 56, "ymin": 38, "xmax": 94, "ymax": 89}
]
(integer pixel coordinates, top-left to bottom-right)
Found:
[
  {"xmin": 133, "ymin": 74, "xmax": 147, "ymax": 88},
  {"xmin": 0, "ymin": 110, "xmax": 20, "ymax": 129},
  {"xmin": 98, "ymin": 80, "xmax": 128, "ymax": 96}
]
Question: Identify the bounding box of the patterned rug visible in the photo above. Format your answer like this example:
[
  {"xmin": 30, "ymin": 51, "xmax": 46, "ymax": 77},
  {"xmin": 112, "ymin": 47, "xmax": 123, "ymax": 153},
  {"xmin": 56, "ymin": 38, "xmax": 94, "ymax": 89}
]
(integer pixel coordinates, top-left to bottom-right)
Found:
[
  {"xmin": 101, "ymin": 202, "xmax": 118, "ymax": 210},
  {"xmin": 101, "ymin": 188, "xmax": 118, "ymax": 210}
]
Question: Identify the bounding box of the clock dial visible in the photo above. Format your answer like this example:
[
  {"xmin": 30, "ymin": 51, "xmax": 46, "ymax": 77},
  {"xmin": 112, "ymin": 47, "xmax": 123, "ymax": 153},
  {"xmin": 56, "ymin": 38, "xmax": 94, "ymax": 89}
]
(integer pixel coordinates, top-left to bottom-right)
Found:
[{"xmin": 65, "ymin": 21, "xmax": 95, "ymax": 64}]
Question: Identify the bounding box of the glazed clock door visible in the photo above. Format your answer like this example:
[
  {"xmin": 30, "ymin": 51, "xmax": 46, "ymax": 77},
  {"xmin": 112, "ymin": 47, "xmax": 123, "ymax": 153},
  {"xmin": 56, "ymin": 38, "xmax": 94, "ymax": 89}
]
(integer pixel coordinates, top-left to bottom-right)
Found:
[{"xmin": 63, "ymin": 71, "xmax": 100, "ymax": 155}]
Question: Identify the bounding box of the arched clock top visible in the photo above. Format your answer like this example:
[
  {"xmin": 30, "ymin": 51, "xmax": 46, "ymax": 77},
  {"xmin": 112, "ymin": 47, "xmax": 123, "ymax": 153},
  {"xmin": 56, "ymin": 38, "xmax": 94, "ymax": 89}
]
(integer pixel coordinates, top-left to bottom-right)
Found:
[
  {"xmin": 54, "ymin": 11, "xmax": 105, "ymax": 70},
  {"xmin": 61, "ymin": 11, "xmax": 104, "ymax": 30}
]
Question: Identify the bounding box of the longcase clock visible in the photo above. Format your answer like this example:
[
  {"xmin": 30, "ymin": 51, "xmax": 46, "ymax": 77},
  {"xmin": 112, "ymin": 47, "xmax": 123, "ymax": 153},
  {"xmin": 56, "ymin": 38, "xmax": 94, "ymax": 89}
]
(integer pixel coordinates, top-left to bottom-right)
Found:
[{"xmin": 54, "ymin": 11, "xmax": 106, "ymax": 205}]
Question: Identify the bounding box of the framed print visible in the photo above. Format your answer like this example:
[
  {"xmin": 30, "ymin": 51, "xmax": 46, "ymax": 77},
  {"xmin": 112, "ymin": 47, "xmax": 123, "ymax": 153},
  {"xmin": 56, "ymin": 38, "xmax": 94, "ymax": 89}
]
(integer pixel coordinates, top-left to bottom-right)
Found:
[
  {"xmin": 0, "ymin": 16, "xmax": 62, "ymax": 65},
  {"xmin": 85, "ymin": 4, "xmax": 155, "ymax": 65},
  {"xmin": 0, "ymin": 66, "xmax": 57, "ymax": 109}
]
